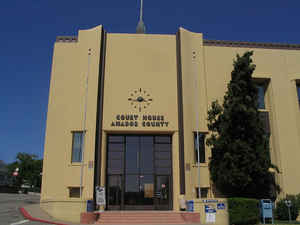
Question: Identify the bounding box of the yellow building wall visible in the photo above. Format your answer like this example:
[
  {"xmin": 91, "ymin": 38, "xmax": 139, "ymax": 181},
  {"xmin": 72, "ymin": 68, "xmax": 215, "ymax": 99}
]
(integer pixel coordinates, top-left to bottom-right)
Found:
[
  {"xmin": 41, "ymin": 25, "xmax": 300, "ymax": 223},
  {"xmin": 194, "ymin": 199, "xmax": 229, "ymax": 225},
  {"xmin": 203, "ymin": 43, "xmax": 300, "ymax": 196},
  {"xmin": 41, "ymin": 25, "xmax": 103, "ymax": 222},
  {"xmin": 102, "ymin": 33, "xmax": 179, "ymax": 131},
  {"xmin": 101, "ymin": 33, "xmax": 181, "ymax": 210},
  {"xmin": 178, "ymin": 28, "xmax": 211, "ymax": 200}
]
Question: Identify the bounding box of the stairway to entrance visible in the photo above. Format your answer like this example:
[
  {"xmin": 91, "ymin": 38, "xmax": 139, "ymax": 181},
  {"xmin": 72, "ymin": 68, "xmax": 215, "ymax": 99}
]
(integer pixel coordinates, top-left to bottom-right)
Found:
[{"xmin": 96, "ymin": 211, "xmax": 200, "ymax": 224}]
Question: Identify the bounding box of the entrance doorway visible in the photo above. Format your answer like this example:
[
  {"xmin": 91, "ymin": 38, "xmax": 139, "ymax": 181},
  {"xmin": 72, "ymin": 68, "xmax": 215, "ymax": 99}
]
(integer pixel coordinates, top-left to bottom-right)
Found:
[{"xmin": 106, "ymin": 135, "xmax": 172, "ymax": 210}]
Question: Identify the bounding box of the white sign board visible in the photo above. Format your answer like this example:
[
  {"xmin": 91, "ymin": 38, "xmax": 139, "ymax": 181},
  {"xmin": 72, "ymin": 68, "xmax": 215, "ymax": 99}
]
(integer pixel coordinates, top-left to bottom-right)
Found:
[
  {"xmin": 96, "ymin": 186, "xmax": 106, "ymax": 206},
  {"xmin": 206, "ymin": 212, "xmax": 216, "ymax": 223},
  {"xmin": 205, "ymin": 205, "xmax": 216, "ymax": 223}
]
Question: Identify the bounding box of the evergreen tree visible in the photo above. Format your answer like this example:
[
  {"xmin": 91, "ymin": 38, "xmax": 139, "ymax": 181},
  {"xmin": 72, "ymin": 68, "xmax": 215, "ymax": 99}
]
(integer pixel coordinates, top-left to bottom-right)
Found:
[{"xmin": 207, "ymin": 51, "xmax": 279, "ymax": 199}]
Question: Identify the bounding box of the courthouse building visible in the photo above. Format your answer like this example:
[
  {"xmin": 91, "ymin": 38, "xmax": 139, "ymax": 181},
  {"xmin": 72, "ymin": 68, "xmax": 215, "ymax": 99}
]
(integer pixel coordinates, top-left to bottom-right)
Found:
[{"xmin": 41, "ymin": 23, "xmax": 300, "ymax": 222}]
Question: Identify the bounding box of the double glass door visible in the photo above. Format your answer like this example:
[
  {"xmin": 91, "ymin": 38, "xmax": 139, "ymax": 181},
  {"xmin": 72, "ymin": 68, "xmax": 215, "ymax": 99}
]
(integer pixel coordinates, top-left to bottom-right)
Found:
[{"xmin": 106, "ymin": 135, "xmax": 172, "ymax": 210}]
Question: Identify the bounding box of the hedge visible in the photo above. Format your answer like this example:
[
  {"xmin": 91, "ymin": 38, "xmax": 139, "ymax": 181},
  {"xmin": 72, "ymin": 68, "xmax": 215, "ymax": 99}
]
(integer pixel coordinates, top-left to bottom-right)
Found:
[
  {"xmin": 275, "ymin": 195, "xmax": 300, "ymax": 221},
  {"xmin": 228, "ymin": 198, "xmax": 260, "ymax": 225}
]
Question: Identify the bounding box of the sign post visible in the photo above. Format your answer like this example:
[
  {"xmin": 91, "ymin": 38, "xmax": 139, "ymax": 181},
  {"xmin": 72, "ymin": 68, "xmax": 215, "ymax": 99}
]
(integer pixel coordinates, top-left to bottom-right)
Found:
[
  {"xmin": 96, "ymin": 186, "xmax": 106, "ymax": 206},
  {"xmin": 285, "ymin": 200, "xmax": 292, "ymax": 223}
]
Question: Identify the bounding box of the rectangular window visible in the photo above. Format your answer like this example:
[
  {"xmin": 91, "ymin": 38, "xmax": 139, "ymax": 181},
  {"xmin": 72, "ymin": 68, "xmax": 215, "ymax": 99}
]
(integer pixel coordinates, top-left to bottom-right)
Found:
[
  {"xmin": 108, "ymin": 135, "xmax": 124, "ymax": 143},
  {"xmin": 257, "ymin": 84, "xmax": 266, "ymax": 109},
  {"xmin": 71, "ymin": 131, "xmax": 84, "ymax": 163},
  {"xmin": 69, "ymin": 187, "xmax": 80, "ymax": 198},
  {"xmin": 194, "ymin": 132, "xmax": 206, "ymax": 163},
  {"xmin": 195, "ymin": 187, "xmax": 208, "ymax": 198},
  {"xmin": 259, "ymin": 111, "xmax": 271, "ymax": 135},
  {"xmin": 296, "ymin": 84, "xmax": 300, "ymax": 107},
  {"xmin": 154, "ymin": 136, "xmax": 171, "ymax": 144}
]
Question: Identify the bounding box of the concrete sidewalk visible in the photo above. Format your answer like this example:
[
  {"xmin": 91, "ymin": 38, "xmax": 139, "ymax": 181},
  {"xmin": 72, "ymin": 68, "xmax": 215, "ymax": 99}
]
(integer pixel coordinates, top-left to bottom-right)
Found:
[{"xmin": 21, "ymin": 204, "xmax": 81, "ymax": 225}]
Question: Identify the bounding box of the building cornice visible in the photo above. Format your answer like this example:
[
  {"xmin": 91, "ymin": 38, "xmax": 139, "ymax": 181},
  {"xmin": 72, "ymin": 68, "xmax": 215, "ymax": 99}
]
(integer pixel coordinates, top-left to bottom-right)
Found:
[
  {"xmin": 203, "ymin": 39, "xmax": 300, "ymax": 50},
  {"xmin": 54, "ymin": 35, "xmax": 300, "ymax": 50},
  {"xmin": 56, "ymin": 36, "xmax": 78, "ymax": 43}
]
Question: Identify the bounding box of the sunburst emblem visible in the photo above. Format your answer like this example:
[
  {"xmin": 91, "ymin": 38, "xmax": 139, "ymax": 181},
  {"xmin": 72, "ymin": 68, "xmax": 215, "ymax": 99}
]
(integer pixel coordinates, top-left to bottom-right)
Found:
[{"xmin": 128, "ymin": 88, "xmax": 153, "ymax": 112}]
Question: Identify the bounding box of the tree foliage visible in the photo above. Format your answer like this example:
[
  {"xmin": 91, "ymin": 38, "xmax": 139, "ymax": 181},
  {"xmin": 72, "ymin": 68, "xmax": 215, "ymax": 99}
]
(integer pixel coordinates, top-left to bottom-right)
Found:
[
  {"xmin": 206, "ymin": 51, "xmax": 279, "ymax": 199},
  {"xmin": 7, "ymin": 153, "xmax": 42, "ymax": 190}
]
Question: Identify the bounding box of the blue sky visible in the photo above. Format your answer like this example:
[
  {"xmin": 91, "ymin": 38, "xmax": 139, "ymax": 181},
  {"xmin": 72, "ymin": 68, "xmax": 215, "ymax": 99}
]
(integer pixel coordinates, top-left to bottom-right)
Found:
[{"xmin": 1, "ymin": 0, "xmax": 300, "ymax": 163}]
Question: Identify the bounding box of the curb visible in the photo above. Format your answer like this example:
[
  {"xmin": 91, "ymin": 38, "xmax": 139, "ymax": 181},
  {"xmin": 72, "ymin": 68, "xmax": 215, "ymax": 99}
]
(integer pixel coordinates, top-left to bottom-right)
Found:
[
  {"xmin": 27, "ymin": 192, "xmax": 41, "ymax": 196},
  {"xmin": 19, "ymin": 207, "xmax": 68, "ymax": 225}
]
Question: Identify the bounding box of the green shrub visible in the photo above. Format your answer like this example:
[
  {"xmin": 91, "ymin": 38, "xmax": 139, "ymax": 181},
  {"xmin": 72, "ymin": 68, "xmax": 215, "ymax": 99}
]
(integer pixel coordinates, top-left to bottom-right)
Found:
[
  {"xmin": 228, "ymin": 198, "xmax": 260, "ymax": 225},
  {"xmin": 275, "ymin": 195, "xmax": 299, "ymax": 221},
  {"xmin": 296, "ymin": 194, "xmax": 300, "ymax": 210}
]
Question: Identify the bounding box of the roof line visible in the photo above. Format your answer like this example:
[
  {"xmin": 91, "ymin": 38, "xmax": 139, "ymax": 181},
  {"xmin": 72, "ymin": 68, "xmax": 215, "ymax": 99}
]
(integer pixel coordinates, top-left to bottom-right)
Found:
[
  {"xmin": 54, "ymin": 35, "xmax": 300, "ymax": 50},
  {"xmin": 203, "ymin": 39, "xmax": 300, "ymax": 50},
  {"xmin": 56, "ymin": 36, "xmax": 78, "ymax": 43}
]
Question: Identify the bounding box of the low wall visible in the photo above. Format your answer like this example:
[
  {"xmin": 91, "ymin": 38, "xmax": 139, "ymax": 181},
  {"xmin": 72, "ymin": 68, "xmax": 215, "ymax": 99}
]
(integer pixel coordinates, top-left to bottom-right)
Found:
[
  {"xmin": 191, "ymin": 198, "xmax": 229, "ymax": 225},
  {"xmin": 40, "ymin": 199, "xmax": 86, "ymax": 223}
]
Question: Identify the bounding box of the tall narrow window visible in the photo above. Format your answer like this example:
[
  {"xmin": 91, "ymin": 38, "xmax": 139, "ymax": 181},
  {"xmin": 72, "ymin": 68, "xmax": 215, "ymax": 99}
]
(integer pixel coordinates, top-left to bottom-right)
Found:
[
  {"xmin": 296, "ymin": 84, "xmax": 300, "ymax": 107},
  {"xmin": 259, "ymin": 111, "xmax": 271, "ymax": 135},
  {"xmin": 195, "ymin": 187, "xmax": 208, "ymax": 198},
  {"xmin": 257, "ymin": 84, "xmax": 266, "ymax": 109},
  {"xmin": 71, "ymin": 131, "xmax": 84, "ymax": 163},
  {"xmin": 194, "ymin": 132, "xmax": 206, "ymax": 163}
]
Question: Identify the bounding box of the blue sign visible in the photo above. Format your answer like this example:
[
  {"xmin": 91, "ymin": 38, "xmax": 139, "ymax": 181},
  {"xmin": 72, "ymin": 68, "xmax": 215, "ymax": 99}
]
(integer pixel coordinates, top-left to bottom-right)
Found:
[
  {"xmin": 217, "ymin": 203, "xmax": 226, "ymax": 210},
  {"xmin": 205, "ymin": 205, "xmax": 216, "ymax": 213},
  {"xmin": 203, "ymin": 199, "xmax": 218, "ymax": 203}
]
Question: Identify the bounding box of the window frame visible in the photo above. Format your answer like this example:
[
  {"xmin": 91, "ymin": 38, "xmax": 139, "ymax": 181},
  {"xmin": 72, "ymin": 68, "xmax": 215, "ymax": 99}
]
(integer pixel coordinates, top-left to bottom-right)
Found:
[
  {"xmin": 71, "ymin": 131, "xmax": 84, "ymax": 163},
  {"xmin": 68, "ymin": 186, "xmax": 80, "ymax": 198},
  {"xmin": 195, "ymin": 187, "xmax": 209, "ymax": 198},
  {"xmin": 253, "ymin": 78, "xmax": 270, "ymax": 110},
  {"xmin": 193, "ymin": 132, "xmax": 206, "ymax": 164},
  {"xmin": 296, "ymin": 82, "xmax": 300, "ymax": 107},
  {"xmin": 256, "ymin": 83, "xmax": 267, "ymax": 110}
]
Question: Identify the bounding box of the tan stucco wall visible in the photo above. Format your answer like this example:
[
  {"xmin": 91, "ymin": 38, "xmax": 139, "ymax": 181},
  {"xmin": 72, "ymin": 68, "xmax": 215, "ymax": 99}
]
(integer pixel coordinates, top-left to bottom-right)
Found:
[
  {"xmin": 193, "ymin": 198, "xmax": 229, "ymax": 225},
  {"xmin": 41, "ymin": 25, "xmax": 103, "ymax": 222},
  {"xmin": 101, "ymin": 33, "xmax": 180, "ymax": 210},
  {"xmin": 40, "ymin": 200, "xmax": 86, "ymax": 223},
  {"xmin": 179, "ymin": 28, "xmax": 211, "ymax": 200},
  {"xmin": 42, "ymin": 25, "xmax": 300, "ymax": 222},
  {"xmin": 102, "ymin": 33, "xmax": 179, "ymax": 132},
  {"xmin": 203, "ymin": 44, "xmax": 300, "ymax": 196}
]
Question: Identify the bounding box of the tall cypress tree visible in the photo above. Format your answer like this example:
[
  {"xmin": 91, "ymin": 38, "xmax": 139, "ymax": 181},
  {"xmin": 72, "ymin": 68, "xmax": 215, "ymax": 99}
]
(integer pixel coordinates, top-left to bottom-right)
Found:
[{"xmin": 207, "ymin": 51, "xmax": 279, "ymax": 199}]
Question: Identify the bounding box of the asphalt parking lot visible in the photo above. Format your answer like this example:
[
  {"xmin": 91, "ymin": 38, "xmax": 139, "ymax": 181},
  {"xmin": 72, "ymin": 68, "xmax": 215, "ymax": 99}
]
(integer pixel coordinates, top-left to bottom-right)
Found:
[{"xmin": 0, "ymin": 193, "xmax": 46, "ymax": 225}]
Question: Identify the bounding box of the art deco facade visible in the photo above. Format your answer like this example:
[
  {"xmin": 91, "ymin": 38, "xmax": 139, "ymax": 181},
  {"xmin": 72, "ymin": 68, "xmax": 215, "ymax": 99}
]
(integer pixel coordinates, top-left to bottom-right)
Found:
[{"xmin": 41, "ymin": 25, "xmax": 300, "ymax": 222}]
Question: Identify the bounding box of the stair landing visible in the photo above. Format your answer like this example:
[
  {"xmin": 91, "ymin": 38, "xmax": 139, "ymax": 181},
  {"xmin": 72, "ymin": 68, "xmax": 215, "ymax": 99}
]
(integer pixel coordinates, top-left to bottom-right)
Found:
[{"xmin": 95, "ymin": 211, "xmax": 200, "ymax": 224}]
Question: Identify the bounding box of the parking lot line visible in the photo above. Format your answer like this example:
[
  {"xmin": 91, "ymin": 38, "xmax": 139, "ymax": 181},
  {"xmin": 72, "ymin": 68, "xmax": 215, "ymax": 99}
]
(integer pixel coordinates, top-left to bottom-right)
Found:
[{"xmin": 10, "ymin": 219, "xmax": 29, "ymax": 225}]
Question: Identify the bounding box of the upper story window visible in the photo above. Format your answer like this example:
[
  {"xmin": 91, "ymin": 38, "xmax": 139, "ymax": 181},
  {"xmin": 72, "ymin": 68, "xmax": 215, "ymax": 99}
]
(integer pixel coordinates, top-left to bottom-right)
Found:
[
  {"xmin": 296, "ymin": 84, "xmax": 300, "ymax": 106},
  {"xmin": 194, "ymin": 132, "xmax": 206, "ymax": 163},
  {"xmin": 257, "ymin": 84, "xmax": 266, "ymax": 110},
  {"xmin": 71, "ymin": 131, "xmax": 84, "ymax": 163}
]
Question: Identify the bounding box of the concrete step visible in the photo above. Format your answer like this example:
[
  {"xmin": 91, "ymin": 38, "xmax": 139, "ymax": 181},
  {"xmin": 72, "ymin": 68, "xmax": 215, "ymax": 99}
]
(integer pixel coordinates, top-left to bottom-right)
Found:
[{"xmin": 96, "ymin": 211, "xmax": 200, "ymax": 224}]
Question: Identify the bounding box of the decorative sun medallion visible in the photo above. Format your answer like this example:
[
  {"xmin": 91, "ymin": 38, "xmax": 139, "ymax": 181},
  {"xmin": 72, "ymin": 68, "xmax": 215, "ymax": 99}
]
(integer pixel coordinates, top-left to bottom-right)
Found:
[{"xmin": 128, "ymin": 88, "xmax": 153, "ymax": 112}]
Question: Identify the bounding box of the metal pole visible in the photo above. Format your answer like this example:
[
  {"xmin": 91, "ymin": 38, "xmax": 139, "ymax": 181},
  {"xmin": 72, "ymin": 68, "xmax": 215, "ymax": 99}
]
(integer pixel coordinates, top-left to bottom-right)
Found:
[
  {"xmin": 288, "ymin": 206, "xmax": 291, "ymax": 223},
  {"xmin": 140, "ymin": 0, "xmax": 143, "ymax": 21},
  {"xmin": 80, "ymin": 49, "xmax": 91, "ymax": 198},
  {"xmin": 194, "ymin": 54, "xmax": 201, "ymax": 199},
  {"xmin": 196, "ymin": 132, "xmax": 201, "ymax": 199},
  {"xmin": 272, "ymin": 202, "xmax": 274, "ymax": 224}
]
